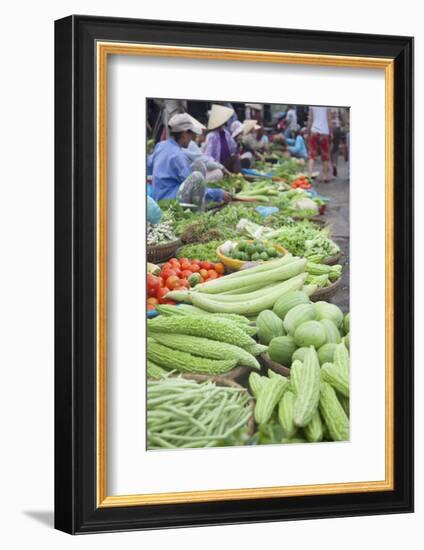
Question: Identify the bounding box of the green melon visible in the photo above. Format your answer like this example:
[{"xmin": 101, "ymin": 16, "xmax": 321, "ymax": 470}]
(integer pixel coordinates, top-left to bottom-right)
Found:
[
  {"xmin": 283, "ymin": 303, "xmax": 318, "ymax": 335},
  {"xmin": 317, "ymin": 342, "xmax": 338, "ymax": 365},
  {"xmin": 292, "ymin": 346, "xmax": 310, "ymax": 363},
  {"xmin": 273, "ymin": 290, "xmax": 310, "ymax": 320},
  {"xmin": 319, "ymin": 319, "xmax": 341, "ymax": 344},
  {"xmin": 268, "ymin": 335, "xmax": 297, "ymax": 366},
  {"xmin": 344, "ymin": 313, "xmax": 350, "ymax": 334},
  {"xmin": 293, "ymin": 321, "xmax": 326, "ymax": 349},
  {"xmin": 256, "ymin": 310, "xmax": 285, "ymax": 345},
  {"xmin": 313, "ymin": 301, "xmax": 344, "ymax": 328}
]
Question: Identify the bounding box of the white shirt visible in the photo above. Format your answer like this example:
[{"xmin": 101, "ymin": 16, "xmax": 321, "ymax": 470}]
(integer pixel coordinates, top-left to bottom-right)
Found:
[
  {"xmin": 286, "ymin": 108, "xmax": 298, "ymax": 131},
  {"xmin": 311, "ymin": 106, "xmax": 330, "ymax": 134}
]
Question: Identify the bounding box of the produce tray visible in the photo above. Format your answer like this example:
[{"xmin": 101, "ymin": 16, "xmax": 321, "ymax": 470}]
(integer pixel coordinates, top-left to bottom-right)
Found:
[
  {"xmin": 216, "ymin": 241, "xmax": 288, "ymax": 271},
  {"xmin": 310, "ymin": 277, "xmax": 341, "ymax": 302},
  {"xmin": 147, "ymin": 239, "xmax": 181, "ymax": 264}
]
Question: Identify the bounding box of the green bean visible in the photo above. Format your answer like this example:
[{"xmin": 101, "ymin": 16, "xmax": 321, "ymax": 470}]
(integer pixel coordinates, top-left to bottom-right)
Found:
[
  {"xmin": 147, "ymin": 433, "xmax": 175, "ymax": 449},
  {"xmin": 156, "ymin": 432, "xmax": 226, "ymax": 442},
  {"xmin": 206, "ymin": 394, "xmax": 229, "ymax": 436},
  {"xmin": 161, "ymin": 405, "xmax": 207, "ymax": 432},
  {"xmin": 147, "ymin": 378, "xmax": 251, "ymax": 449}
]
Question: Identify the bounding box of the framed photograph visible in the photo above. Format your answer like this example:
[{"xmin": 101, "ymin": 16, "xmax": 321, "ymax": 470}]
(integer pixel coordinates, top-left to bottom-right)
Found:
[{"xmin": 54, "ymin": 15, "xmax": 413, "ymax": 534}]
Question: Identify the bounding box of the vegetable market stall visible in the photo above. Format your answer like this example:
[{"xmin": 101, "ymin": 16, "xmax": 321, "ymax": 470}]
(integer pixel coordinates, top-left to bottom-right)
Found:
[{"xmin": 146, "ymin": 166, "xmax": 350, "ymax": 449}]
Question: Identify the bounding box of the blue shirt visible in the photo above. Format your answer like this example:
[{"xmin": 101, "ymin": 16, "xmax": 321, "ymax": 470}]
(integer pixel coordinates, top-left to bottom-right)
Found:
[
  {"xmin": 149, "ymin": 139, "xmax": 191, "ymax": 201},
  {"xmin": 148, "ymin": 139, "xmax": 224, "ymax": 202},
  {"xmin": 286, "ymin": 136, "xmax": 308, "ymax": 159}
]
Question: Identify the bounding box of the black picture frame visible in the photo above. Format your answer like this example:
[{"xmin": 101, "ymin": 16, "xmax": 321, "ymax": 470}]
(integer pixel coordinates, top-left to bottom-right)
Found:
[{"xmin": 55, "ymin": 15, "xmax": 414, "ymax": 534}]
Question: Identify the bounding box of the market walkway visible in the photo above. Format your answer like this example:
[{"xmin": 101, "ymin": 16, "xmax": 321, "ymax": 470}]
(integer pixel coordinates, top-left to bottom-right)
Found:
[{"xmin": 314, "ymin": 160, "xmax": 349, "ymax": 313}]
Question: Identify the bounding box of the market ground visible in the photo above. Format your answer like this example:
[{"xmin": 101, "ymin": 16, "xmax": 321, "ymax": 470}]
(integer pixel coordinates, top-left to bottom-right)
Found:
[{"xmin": 314, "ymin": 157, "xmax": 350, "ymax": 313}]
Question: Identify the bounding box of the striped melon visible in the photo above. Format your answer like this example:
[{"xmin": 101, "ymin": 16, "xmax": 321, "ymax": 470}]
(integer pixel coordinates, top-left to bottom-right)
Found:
[
  {"xmin": 273, "ymin": 290, "xmax": 310, "ymax": 320},
  {"xmin": 283, "ymin": 303, "xmax": 318, "ymax": 335},
  {"xmin": 293, "ymin": 320, "xmax": 326, "ymax": 349}
]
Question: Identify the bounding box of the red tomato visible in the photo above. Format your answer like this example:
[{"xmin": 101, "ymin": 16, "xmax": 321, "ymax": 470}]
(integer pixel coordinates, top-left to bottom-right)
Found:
[
  {"xmin": 214, "ymin": 262, "xmax": 225, "ymax": 275},
  {"xmin": 199, "ymin": 268, "xmax": 208, "ymax": 279},
  {"xmin": 177, "ymin": 279, "xmax": 190, "ymax": 289},
  {"xmin": 147, "ymin": 274, "xmax": 160, "ymax": 297},
  {"xmin": 157, "ymin": 287, "xmax": 169, "ymax": 302},
  {"xmin": 173, "ymin": 268, "xmax": 182, "ymax": 277},
  {"xmin": 161, "ymin": 268, "xmax": 176, "ymax": 281},
  {"xmin": 160, "ymin": 299, "xmax": 176, "ymax": 305},
  {"xmin": 161, "ymin": 262, "xmax": 172, "ymax": 271},
  {"xmin": 180, "ymin": 261, "xmax": 191, "ymax": 271},
  {"xmin": 199, "ymin": 261, "xmax": 212, "ymax": 270},
  {"xmin": 147, "ymin": 304, "xmax": 156, "ymax": 311},
  {"xmin": 147, "ymin": 297, "xmax": 158, "ymax": 306},
  {"xmin": 165, "ymin": 275, "xmax": 180, "ymax": 290},
  {"xmin": 191, "ymin": 259, "xmax": 201, "ymax": 265},
  {"xmin": 189, "ymin": 264, "xmax": 200, "ymax": 273},
  {"xmin": 181, "ymin": 269, "xmax": 192, "ymax": 279},
  {"xmin": 170, "ymin": 257, "xmax": 180, "ymax": 263},
  {"xmin": 207, "ymin": 270, "xmax": 218, "ymax": 280},
  {"xmin": 178, "ymin": 257, "xmax": 189, "ymax": 264},
  {"xmin": 147, "ymin": 287, "xmax": 156, "ymax": 298}
]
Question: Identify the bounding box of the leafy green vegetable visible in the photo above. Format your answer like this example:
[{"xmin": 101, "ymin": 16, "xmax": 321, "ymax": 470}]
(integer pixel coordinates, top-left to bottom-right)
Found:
[
  {"xmin": 177, "ymin": 241, "xmax": 222, "ymax": 262},
  {"xmin": 268, "ymin": 221, "xmax": 340, "ymax": 259}
]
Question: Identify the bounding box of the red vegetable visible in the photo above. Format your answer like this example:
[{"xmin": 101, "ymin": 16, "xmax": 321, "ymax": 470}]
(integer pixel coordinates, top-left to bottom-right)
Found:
[
  {"xmin": 156, "ymin": 287, "xmax": 170, "ymax": 303},
  {"xmin": 165, "ymin": 275, "xmax": 181, "ymax": 290},
  {"xmin": 161, "ymin": 268, "xmax": 176, "ymax": 281}
]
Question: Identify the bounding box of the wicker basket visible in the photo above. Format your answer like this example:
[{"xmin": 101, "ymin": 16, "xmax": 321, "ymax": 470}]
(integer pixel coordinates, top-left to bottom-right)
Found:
[
  {"xmin": 180, "ymin": 366, "xmax": 252, "ymax": 385},
  {"xmin": 147, "ymin": 239, "xmax": 181, "ymax": 264},
  {"xmin": 310, "ymin": 277, "xmax": 342, "ymax": 302},
  {"xmin": 322, "ymin": 251, "xmax": 342, "ymax": 265},
  {"xmin": 259, "ymin": 353, "xmax": 291, "ymax": 377},
  {"xmin": 291, "ymin": 215, "xmax": 327, "ymax": 227}
]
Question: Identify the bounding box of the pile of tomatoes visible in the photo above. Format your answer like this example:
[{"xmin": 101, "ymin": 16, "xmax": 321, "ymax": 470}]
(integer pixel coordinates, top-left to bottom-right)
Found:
[
  {"xmin": 147, "ymin": 257, "xmax": 225, "ymax": 311},
  {"xmin": 291, "ymin": 175, "xmax": 312, "ymax": 189}
]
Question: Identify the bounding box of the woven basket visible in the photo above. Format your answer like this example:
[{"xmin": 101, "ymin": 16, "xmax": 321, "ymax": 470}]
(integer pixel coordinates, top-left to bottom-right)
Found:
[
  {"xmin": 322, "ymin": 251, "xmax": 342, "ymax": 266},
  {"xmin": 180, "ymin": 365, "xmax": 251, "ymax": 385},
  {"xmin": 259, "ymin": 353, "xmax": 291, "ymax": 377},
  {"xmin": 291, "ymin": 215, "xmax": 327, "ymax": 227},
  {"xmin": 147, "ymin": 239, "xmax": 181, "ymax": 264},
  {"xmin": 310, "ymin": 277, "xmax": 342, "ymax": 302}
]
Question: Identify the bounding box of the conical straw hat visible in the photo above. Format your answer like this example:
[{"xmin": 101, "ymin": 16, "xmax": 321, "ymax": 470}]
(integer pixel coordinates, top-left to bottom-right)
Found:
[
  {"xmin": 207, "ymin": 104, "xmax": 235, "ymax": 130},
  {"xmin": 242, "ymin": 119, "xmax": 260, "ymax": 135},
  {"xmin": 186, "ymin": 113, "xmax": 206, "ymax": 133}
]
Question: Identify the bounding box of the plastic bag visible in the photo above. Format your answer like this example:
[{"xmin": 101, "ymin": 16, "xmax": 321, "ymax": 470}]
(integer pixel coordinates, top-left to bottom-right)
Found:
[
  {"xmin": 147, "ymin": 195, "xmax": 163, "ymax": 225},
  {"xmin": 255, "ymin": 206, "xmax": 279, "ymax": 218}
]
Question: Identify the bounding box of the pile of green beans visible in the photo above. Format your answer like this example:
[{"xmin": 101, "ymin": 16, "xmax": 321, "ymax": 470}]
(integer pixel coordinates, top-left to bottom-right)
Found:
[{"xmin": 147, "ymin": 377, "xmax": 252, "ymax": 449}]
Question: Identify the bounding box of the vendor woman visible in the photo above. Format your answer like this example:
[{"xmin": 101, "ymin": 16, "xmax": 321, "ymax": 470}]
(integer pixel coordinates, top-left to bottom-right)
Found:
[
  {"xmin": 148, "ymin": 113, "xmax": 231, "ymax": 208},
  {"xmin": 203, "ymin": 104, "xmax": 241, "ymax": 172}
]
